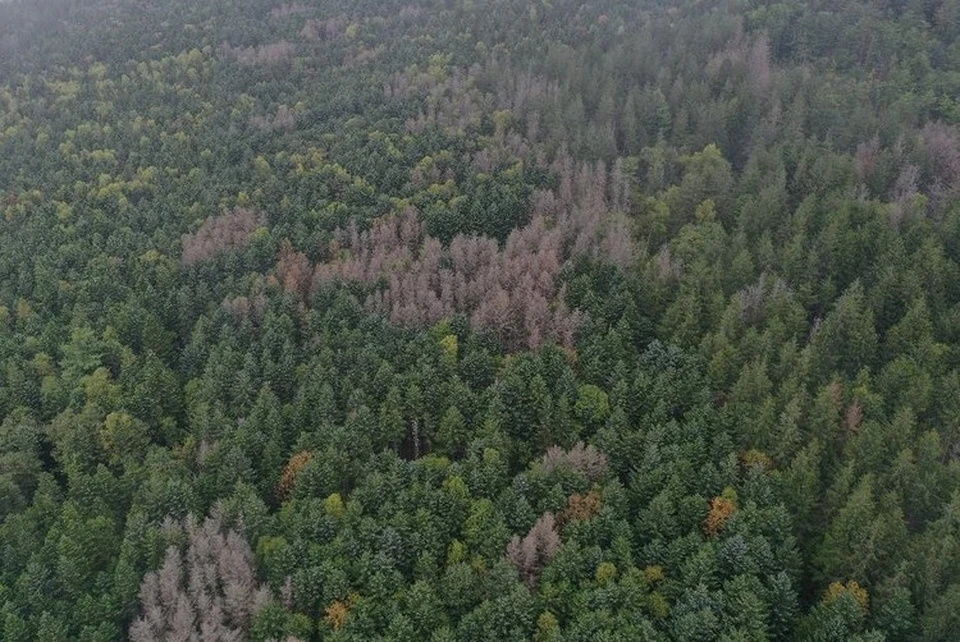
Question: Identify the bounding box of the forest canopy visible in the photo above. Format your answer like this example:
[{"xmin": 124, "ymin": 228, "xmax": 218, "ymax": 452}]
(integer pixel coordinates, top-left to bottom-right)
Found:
[{"xmin": 1, "ymin": 0, "xmax": 960, "ymax": 641}]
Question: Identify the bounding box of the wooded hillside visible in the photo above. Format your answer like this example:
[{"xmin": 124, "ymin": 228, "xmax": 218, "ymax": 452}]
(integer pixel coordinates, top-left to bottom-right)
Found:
[{"xmin": 1, "ymin": 1, "xmax": 959, "ymax": 640}]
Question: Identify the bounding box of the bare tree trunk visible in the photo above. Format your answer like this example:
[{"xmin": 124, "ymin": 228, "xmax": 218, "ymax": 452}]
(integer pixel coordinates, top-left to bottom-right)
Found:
[{"xmin": 412, "ymin": 418, "xmax": 421, "ymax": 459}]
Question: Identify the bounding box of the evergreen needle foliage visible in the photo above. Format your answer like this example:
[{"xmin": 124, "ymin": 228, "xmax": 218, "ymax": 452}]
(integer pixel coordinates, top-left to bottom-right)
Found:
[{"xmin": 0, "ymin": 0, "xmax": 959, "ymax": 640}]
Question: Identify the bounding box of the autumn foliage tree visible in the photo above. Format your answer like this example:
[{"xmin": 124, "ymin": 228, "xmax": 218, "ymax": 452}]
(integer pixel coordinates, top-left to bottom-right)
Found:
[
  {"xmin": 277, "ymin": 450, "xmax": 313, "ymax": 500},
  {"xmin": 704, "ymin": 492, "xmax": 737, "ymax": 538},
  {"xmin": 559, "ymin": 490, "xmax": 602, "ymax": 526}
]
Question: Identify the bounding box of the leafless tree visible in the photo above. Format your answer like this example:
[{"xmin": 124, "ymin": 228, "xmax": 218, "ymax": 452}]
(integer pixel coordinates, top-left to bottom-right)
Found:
[
  {"xmin": 541, "ymin": 442, "xmax": 608, "ymax": 481},
  {"xmin": 269, "ymin": 3, "xmax": 310, "ymax": 19},
  {"xmin": 295, "ymin": 152, "xmax": 633, "ymax": 351},
  {"xmin": 855, "ymin": 136, "xmax": 881, "ymax": 184},
  {"xmin": 223, "ymin": 41, "xmax": 294, "ymax": 65},
  {"xmin": 506, "ymin": 513, "xmax": 561, "ymax": 588},
  {"xmin": 129, "ymin": 513, "xmax": 271, "ymax": 642},
  {"xmin": 920, "ymin": 121, "xmax": 960, "ymax": 209},
  {"xmin": 182, "ymin": 208, "xmax": 262, "ymax": 266},
  {"xmin": 250, "ymin": 105, "xmax": 296, "ymax": 132},
  {"xmin": 747, "ymin": 34, "xmax": 773, "ymax": 96}
]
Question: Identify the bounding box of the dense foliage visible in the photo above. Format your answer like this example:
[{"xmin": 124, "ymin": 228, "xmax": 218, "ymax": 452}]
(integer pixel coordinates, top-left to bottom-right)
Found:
[{"xmin": 1, "ymin": 0, "xmax": 960, "ymax": 640}]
